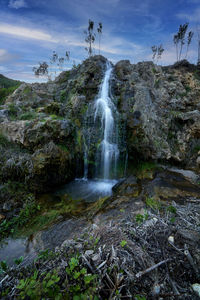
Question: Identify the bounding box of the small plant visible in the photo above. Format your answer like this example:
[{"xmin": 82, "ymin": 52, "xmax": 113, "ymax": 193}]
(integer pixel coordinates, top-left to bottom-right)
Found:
[
  {"xmin": 135, "ymin": 211, "xmax": 148, "ymax": 224},
  {"xmin": 146, "ymin": 197, "xmax": 161, "ymax": 211},
  {"xmin": 50, "ymin": 114, "xmax": 64, "ymax": 120},
  {"xmin": 36, "ymin": 249, "xmax": 55, "ymax": 261},
  {"xmin": 193, "ymin": 145, "xmax": 200, "ymax": 153},
  {"xmin": 8, "ymin": 103, "xmax": 18, "ymax": 119},
  {"xmin": 19, "ymin": 111, "xmax": 37, "ymax": 120},
  {"xmin": 14, "ymin": 256, "xmax": 24, "ymax": 265},
  {"xmin": 154, "ymin": 79, "xmax": 160, "ymax": 89},
  {"xmin": 17, "ymin": 270, "xmax": 61, "ymax": 299},
  {"xmin": 0, "ymin": 260, "xmax": 8, "ymax": 273},
  {"xmin": 135, "ymin": 295, "xmax": 147, "ymax": 300},
  {"xmin": 167, "ymin": 205, "xmax": 176, "ymax": 214},
  {"xmin": 65, "ymin": 255, "xmax": 98, "ymax": 297},
  {"xmin": 120, "ymin": 240, "xmax": 127, "ymax": 247},
  {"xmin": 0, "ymin": 196, "xmax": 40, "ymax": 240},
  {"xmin": 170, "ymin": 216, "xmax": 176, "ymax": 223}
]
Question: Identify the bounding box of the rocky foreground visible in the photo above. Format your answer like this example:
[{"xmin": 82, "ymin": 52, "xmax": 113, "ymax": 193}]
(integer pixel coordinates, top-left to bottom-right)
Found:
[{"xmin": 0, "ymin": 56, "xmax": 200, "ymax": 299}]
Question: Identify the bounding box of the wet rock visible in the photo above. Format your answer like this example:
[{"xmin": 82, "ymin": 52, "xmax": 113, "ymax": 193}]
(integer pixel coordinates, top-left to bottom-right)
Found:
[
  {"xmin": 144, "ymin": 170, "xmax": 200, "ymax": 202},
  {"xmin": 2, "ymin": 202, "xmax": 12, "ymax": 212},
  {"xmin": 113, "ymin": 176, "xmax": 140, "ymax": 197}
]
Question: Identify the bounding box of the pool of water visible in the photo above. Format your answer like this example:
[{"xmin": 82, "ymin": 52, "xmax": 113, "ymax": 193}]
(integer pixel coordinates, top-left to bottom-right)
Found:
[
  {"xmin": 0, "ymin": 237, "xmax": 37, "ymax": 266},
  {"xmin": 0, "ymin": 179, "xmax": 118, "ymax": 266},
  {"xmin": 56, "ymin": 178, "xmax": 118, "ymax": 202}
]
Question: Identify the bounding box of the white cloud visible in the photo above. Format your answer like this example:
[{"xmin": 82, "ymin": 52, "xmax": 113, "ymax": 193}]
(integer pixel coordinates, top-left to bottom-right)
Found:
[
  {"xmin": 176, "ymin": 7, "xmax": 200, "ymax": 22},
  {"xmin": 0, "ymin": 23, "xmax": 58, "ymax": 42},
  {"xmin": 8, "ymin": 0, "xmax": 27, "ymax": 9},
  {"xmin": 0, "ymin": 48, "xmax": 19, "ymax": 62}
]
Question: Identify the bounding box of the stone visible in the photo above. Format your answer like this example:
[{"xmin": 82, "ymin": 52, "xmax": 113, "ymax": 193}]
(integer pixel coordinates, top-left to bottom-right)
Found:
[
  {"xmin": 3, "ymin": 202, "xmax": 12, "ymax": 212},
  {"xmin": 85, "ymin": 250, "xmax": 94, "ymax": 256},
  {"xmin": 192, "ymin": 284, "xmax": 200, "ymax": 297}
]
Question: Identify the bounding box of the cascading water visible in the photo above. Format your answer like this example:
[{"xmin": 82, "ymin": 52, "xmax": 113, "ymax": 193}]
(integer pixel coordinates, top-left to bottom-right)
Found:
[
  {"xmin": 68, "ymin": 60, "xmax": 122, "ymax": 201},
  {"xmin": 94, "ymin": 63, "xmax": 119, "ymax": 180}
]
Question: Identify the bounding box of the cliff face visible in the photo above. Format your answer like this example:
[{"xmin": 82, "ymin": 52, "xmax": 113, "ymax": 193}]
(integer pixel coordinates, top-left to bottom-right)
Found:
[
  {"xmin": 0, "ymin": 56, "xmax": 200, "ymax": 198},
  {"xmin": 113, "ymin": 59, "xmax": 200, "ymax": 169}
]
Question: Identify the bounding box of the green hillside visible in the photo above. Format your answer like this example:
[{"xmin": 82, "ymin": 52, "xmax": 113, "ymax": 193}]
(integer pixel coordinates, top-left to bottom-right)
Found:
[{"xmin": 0, "ymin": 74, "xmax": 21, "ymax": 104}]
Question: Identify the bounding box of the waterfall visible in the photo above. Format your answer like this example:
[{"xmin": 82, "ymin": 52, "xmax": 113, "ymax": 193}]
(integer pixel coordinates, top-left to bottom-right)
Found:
[
  {"xmin": 94, "ymin": 63, "xmax": 119, "ymax": 179},
  {"xmin": 83, "ymin": 62, "xmax": 119, "ymax": 181}
]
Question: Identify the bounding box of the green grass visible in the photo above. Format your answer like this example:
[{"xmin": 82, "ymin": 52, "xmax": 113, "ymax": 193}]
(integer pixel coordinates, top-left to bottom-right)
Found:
[
  {"xmin": 137, "ymin": 161, "xmax": 157, "ymax": 172},
  {"xmin": 19, "ymin": 111, "xmax": 37, "ymax": 120},
  {"xmin": 0, "ymin": 85, "xmax": 20, "ymax": 105},
  {"xmin": 193, "ymin": 145, "xmax": 200, "ymax": 153},
  {"xmin": 50, "ymin": 114, "xmax": 64, "ymax": 120},
  {"xmin": 57, "ymin": 144, "xmax": 69, "ymax": 153},
  {"xmin": 0, "ymin": 133, "xmax": 10, "ymax": 147}
]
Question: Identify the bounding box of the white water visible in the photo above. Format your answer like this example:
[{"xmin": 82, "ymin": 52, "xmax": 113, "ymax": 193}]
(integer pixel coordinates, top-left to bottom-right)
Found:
[{"xmin": 94, "ymin": 63, "xmax": 119, "ymax": 179}]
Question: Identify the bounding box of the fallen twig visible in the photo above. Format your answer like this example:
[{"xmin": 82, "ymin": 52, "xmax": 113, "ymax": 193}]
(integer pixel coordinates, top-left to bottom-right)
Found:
[
  {"xmin": 135, "ymin": 258, "xmax": 171, "ymax": 278},
  {"xmin": 184, "ymin": 245, "xmax": 199, "ymax": 278}
]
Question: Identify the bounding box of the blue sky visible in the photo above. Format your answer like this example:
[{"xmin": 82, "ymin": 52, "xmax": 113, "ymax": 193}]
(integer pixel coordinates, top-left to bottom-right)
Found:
[{"xmin": 0, "ymin": 0, "xmax": 199, "ymax": 82}]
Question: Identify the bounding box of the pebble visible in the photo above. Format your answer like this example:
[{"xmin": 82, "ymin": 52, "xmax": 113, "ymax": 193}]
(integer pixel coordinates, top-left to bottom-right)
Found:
[
  {"xmin": 85, "ymin": 250, "xmax": 94, "ymax": 256},
  {"xmin": 192, "ymin": 283, "xmax": 200, "ymax": 297},
  {"xmin": 92, "ymin": 254, "xmax": 100, "ymax": 262},
  {"xmin": 168, "ymin": 236, "xmax": 174, "ymax": 244}
]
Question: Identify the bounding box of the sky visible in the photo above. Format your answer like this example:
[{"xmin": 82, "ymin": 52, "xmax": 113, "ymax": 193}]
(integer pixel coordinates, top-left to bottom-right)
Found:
[{"xmin": 0, "ymin": 0, "xmax": 200, "ymax": 82}]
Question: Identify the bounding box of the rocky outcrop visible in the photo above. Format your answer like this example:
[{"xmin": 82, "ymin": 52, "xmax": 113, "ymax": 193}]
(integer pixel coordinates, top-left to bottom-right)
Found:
[
  {"xmin": 113, "ymin": 60, "xmax": 200, "ymax": 170},
  {"xmin": 0, "ymin": 56, "xmax": 108, "ymax": 194},
  {"xmin": 0, "ymin": 55, "xmax": 200, "ymax": 195}
]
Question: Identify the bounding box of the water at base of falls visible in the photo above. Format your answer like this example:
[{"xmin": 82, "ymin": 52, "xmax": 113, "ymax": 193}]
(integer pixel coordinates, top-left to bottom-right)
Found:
[{"xmin": 58, "ymin": 178, "xmax": 118, "ymax": 202}]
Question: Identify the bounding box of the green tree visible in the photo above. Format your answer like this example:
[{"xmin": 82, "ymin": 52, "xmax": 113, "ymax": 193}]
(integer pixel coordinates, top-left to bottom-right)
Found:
[
  {"xmin": 185, "ymin": 31, "xmax": 194, "ymax": 59},
  {"xmin": 33, "ymin": 62, "xmax": 49, "ymax": 78},
  {"xmin": 33, "ymin": 51, "xmax": 70, "ymax": 80},
  {"xmin": 97, "ymin": 22, "xmax": 103, "ymax": 55},
  {"xmin": 173, "ymin": 23, "xmax": 193, "ymax": 61},
  {"xmin": 151, "ymin": 44, "xmax": 164, "ymax": 64},
  {"xmin": 84, "ymin": 19, "xmax": 95, "ymax": 57}
]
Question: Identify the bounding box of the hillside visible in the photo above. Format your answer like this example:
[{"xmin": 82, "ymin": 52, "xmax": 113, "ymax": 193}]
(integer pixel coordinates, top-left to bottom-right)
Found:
[
  {"xmin": 0, "ymin": 74, "xmax": 22, "ymax": 104},
  {"xmin": 0, "ymin": 74, "xmax": 21, "ymax": 89}
]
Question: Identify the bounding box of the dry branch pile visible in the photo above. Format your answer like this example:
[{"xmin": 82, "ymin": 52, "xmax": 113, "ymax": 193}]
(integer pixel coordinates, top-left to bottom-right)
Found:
[{"xmin": 0, "ymin": 201, "xmax": 200, "ymax": 299}]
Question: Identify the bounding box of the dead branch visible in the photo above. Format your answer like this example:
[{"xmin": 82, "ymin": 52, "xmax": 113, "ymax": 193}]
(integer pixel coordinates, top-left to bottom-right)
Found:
[{"xmin": 135, "ymin": 258, "xmax": 171, "ymax": 278}]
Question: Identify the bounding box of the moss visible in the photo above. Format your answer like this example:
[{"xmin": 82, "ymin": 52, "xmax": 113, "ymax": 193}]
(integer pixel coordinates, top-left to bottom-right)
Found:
[
  {"xmin": 74, "ymin": 119, "xmax": 81, "ymax": 128},
  {"xmin": 57, "ymin": 144, "xmax": 69, "ymax": 153},
  {"xmin": 86, "ymin": 196, "xmax": 110, "ymax": 218},
  {"xmin": 76, "ymin": 130, "xmax": 82, "ymax": 149},
  {"xmin": 23, "ymin": 86, "xmax": 31, "ymax": 94},
  {"xmin": 19, "ymin": 111, "xmax": 37, "ymax": 120},
  {"xmin": 0, "ymin": 132, "xmax": 10, "ymax": 147},
  {"xmin": 134, "ymin": 161, "xmax": 158, "ymax": 180},
  {"xmin": 50, "ymin": 114, "xmax": 65, "ymax": 120},
  {"xmin": 193, "ymin": 70, "xmax": 200, "ymax": 81},
  {"xmin": 60, "ymin": 90, "xmax": 67, "ymax": 102},
  {"xmin": 193, "ymin": 145, "xmax": 200, "ymax": 153},
  {"xmin": 154, "ymin": 79, "xmax": 160, "ymax": 89}
]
